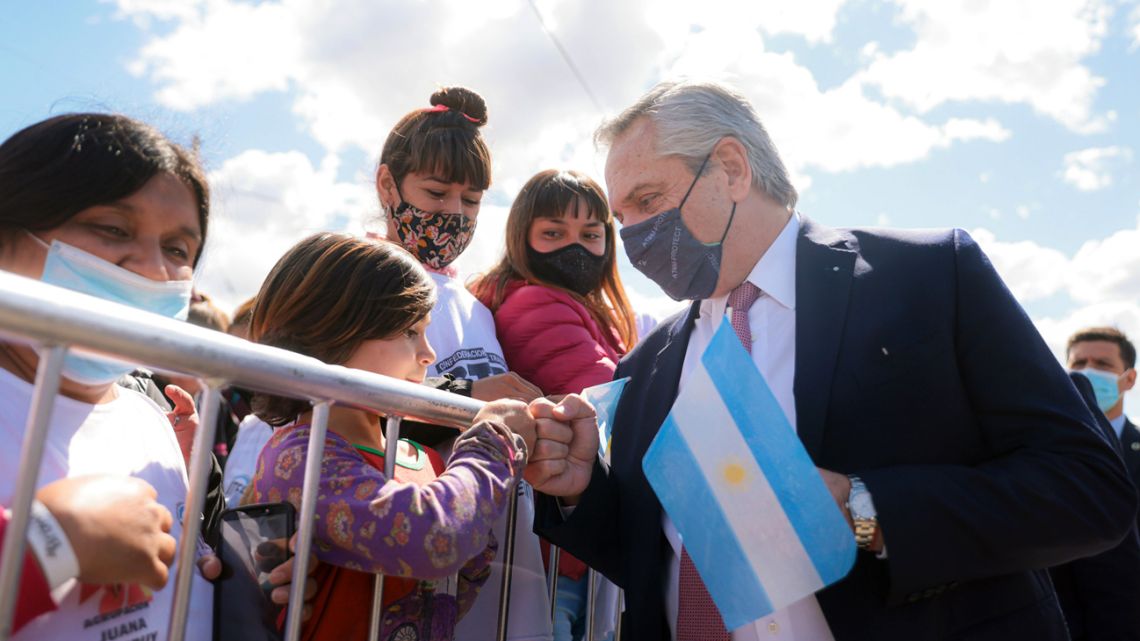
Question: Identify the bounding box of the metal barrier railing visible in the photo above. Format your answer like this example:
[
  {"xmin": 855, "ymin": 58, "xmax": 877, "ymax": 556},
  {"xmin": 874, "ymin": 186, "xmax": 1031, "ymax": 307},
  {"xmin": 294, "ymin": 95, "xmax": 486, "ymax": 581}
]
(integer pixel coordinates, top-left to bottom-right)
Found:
[{"xmin": 0, "ymin": 270, "xmax": 621, "ymax": 641}]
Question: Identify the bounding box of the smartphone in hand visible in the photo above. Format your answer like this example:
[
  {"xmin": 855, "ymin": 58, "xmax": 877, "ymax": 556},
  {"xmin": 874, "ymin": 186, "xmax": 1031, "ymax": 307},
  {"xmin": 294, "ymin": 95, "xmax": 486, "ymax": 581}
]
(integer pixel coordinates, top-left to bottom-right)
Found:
[{"xmin": 213, "ymin": 502, "xmax": 296, "ymax": 641}]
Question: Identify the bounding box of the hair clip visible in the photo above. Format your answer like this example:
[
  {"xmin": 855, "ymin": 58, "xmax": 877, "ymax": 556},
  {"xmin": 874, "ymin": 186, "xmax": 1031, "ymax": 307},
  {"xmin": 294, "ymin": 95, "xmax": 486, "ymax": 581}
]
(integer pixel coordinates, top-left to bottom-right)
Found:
[{"xmin": 423, "ymin": 104, "xmax": 480, "ymax": 124}]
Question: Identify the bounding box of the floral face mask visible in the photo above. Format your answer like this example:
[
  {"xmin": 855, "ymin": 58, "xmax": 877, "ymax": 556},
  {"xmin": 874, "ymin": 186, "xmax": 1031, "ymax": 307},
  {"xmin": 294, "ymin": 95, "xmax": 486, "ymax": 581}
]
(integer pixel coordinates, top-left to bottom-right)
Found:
[{"xmin": 391, "ymin": 200, "xmax": 477, "ymax": 270}]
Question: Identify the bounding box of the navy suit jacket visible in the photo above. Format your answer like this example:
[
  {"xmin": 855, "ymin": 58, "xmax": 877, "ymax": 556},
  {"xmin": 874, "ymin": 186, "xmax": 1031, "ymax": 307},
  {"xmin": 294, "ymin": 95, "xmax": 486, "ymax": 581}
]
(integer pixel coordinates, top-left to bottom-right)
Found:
[{"xmin": 535, "ymin": 219, "xmax": 1136, "ymax": 641}]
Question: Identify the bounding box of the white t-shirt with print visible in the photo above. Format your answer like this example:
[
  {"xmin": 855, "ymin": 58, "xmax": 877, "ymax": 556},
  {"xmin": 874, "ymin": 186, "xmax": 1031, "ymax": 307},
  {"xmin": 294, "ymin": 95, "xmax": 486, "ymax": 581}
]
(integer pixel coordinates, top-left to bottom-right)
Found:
[
  {"xmin": 0, "ymin": 367, "xmax": 213, "ymax": 641},
  {"xmin": 426, "ymin": 271, "xmax": 508, "ymax": 380}
]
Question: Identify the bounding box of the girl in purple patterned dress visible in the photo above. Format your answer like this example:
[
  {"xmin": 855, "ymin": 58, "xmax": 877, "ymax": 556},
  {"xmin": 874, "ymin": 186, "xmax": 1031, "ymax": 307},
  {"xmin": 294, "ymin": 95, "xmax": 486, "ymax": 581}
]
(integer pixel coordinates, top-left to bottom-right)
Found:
[{"xmin": 243, "ymin": 232, "xmax": 536, "ymax": 641}]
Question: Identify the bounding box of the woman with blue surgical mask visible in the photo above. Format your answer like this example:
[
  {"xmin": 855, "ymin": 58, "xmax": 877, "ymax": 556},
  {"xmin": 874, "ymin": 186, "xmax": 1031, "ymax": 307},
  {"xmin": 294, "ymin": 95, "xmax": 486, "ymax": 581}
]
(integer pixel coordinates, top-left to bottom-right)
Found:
[{"xmin": 0, "ymin": 113, "xmax": 306, "ymax": 640}]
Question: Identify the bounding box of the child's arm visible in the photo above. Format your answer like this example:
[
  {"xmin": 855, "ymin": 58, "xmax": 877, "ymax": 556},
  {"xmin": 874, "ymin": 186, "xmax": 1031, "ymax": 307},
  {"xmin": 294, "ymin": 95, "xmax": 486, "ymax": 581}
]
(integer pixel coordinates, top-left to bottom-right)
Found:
[
  {"xmin": 455, "ymin": 532, "xmax": 497, "ymax": 621},
  {"xmin": 249, "ymin": 421, "xmax": 525, "ymax": 579}
]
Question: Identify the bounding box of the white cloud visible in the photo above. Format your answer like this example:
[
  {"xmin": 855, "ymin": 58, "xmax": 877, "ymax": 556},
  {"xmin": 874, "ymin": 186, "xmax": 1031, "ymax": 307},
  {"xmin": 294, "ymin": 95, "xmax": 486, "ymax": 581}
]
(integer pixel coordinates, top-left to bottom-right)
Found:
[
  {"xmin": 859, "ymin": 0, "xmax": 1113, "ymax": 133},
  {"xmin": 118, "ymin": 0, "xmax": 1016, "ymax": 200},
  {"xmin": 194, "ymin": 149, "xmax": 374, "ymax": 312},
  {"xmin": 1061, "ymin": 146, "xmax": 1133, "ymax": 191},
  {"xmin": 126, "ymin": 1, "xmax": 299, "ymax": 108},
  {"xmin": 1037, "ymin": 301, "xmax": 1140, "ymax": 361},
  {"xmin": 971, "ymin": 214, "xmax": 1140, "ymax": 307},
  {"xmin": 1132, "ymin": 4, "xmax": 1140, "ymax": 50},
  {"xmin": 1067, "ymin": 215, "xmax": 1140, "ymax": 303},
  {"xmin": 660, "ymin": 28, "xmax": 1011, "ymax": 175},
  {"xmin": 109, "ymin": 0, "xmax": 203, "ymax": 26},
  {"xmin": 970, "ymin": 227, "xmax": 1070, "ymax": 302}
]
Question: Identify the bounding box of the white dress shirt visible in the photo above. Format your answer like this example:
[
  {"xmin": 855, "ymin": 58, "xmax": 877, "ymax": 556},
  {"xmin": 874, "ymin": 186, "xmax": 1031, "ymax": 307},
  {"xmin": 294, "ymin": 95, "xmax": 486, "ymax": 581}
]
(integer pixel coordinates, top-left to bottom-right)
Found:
[{"xmin": 668, "ymin": 212, "xmax": 835, "ymax": 641}]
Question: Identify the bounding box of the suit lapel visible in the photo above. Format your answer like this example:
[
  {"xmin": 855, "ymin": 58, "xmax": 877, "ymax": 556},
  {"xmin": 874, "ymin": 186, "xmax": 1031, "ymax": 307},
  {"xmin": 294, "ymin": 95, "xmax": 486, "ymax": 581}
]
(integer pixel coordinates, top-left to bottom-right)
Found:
[
  {"xmin": 633, "ymin": 301, "xmax": 700, "ymax": 454},
  {"xmin": 794, "ymin": 218, "xmax": 857, "ymax": 459}
]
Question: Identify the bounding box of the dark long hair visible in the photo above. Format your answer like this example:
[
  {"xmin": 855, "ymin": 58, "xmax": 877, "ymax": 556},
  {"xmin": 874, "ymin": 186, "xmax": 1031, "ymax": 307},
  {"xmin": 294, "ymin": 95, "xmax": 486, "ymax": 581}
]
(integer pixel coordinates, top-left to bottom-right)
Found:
[
  {"xmin": 249, "ymin": 233, "xmax": 437, "ymax": 426},
  {"xmin": 0, "ymin": 113, "xmax": 210, "ymax": 264},
  {"xmin": 377, "ymin": 86, "xmax": 492, "ymax": 195},
  {"xmin": 470, "ymin": 169, "xmax": 638, "ymax": 349}
]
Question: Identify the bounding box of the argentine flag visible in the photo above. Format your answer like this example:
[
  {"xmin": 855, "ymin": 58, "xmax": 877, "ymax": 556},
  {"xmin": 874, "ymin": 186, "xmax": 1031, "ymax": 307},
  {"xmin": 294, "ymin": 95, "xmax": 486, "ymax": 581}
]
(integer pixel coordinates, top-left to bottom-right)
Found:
[
  {"xmin": 642, "ymin": 319, "xmax": 855, "ymax": 630},
  {"xmin": 581, "ymin": 377, "xmax": 630, "ymax": 462}
]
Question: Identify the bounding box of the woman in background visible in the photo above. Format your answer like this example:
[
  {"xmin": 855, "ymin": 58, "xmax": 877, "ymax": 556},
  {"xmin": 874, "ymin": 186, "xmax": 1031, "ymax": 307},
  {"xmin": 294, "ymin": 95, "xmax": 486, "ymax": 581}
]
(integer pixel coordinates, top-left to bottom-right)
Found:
[{"xmin": 470, "ymin": 169, "xmax": 637, "ymax": 641}]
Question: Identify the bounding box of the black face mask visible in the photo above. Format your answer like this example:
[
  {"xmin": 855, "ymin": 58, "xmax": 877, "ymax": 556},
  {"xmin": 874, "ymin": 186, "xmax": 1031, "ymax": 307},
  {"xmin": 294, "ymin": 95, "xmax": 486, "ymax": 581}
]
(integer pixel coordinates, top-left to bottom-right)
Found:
[{"xmin": 526, "ymin": 243, "xmax": 608, "ymax": 297}]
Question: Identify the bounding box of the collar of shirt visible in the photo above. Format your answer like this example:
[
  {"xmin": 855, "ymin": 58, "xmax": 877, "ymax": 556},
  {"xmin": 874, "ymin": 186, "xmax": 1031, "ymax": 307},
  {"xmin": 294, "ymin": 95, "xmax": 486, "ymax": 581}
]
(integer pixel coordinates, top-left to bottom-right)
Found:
[
  {"xmin": 698, "ymin": 211, "xmax": 799, "ymax": 323},
  {"xmin": 1110, "ymin": 413, "xmax": 1127, "ymax": 439}
]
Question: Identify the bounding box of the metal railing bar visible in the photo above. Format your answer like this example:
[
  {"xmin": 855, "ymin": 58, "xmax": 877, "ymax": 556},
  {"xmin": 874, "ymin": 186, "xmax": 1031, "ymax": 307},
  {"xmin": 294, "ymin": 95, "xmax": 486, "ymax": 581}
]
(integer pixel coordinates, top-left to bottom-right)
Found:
[
  {"xmin": 495, "ymin": 490, "xmax": 521, "ymax": 641},
  {"xmin": 283, "ymin": 401, "xmax": 331, "ymax": 641},
  {"xmin": 585, "ymin": 569, "xmax": 597, "ymax": 641},
  {"xmin": 547, "ymin": 543, "xmax": 560, "ymax": 623},
  {"xmin": 0, "ymin": 345, "xmax": 66, "ymax": 641},
  {"xmin": 0, "ymin": 273, "xmax": 482, "ymax": 429},
  {"xmin": 367, "ymin": 415, "xmax": 402, "ymax": 641},
  {"xmin": 168, "ymin": 385, "xmax": 223, "ymax": 641}
]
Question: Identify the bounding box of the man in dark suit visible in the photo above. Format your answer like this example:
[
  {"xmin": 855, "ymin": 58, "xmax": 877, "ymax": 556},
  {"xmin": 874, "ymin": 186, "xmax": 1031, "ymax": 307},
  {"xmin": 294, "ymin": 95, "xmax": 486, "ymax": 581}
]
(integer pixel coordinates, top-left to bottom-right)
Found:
[
  {"xmin": 1067, "ymin": 328, "xmax": 1139, "ymax": 493},
  {"xmin": 527, "ymin": 80, "xmax": 1137, "ymax": 641},
  {"xmin": 1048, "ymin": 372, "xmax": 1140, "ymax": 641}
]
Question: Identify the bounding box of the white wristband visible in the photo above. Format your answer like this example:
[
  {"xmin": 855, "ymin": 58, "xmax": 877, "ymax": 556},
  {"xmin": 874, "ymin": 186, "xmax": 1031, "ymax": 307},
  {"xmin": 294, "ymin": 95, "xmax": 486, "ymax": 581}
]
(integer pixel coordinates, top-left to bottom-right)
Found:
[{"xmin": 24, "ymin": 500, "xmax": 80, "ymax": 590}]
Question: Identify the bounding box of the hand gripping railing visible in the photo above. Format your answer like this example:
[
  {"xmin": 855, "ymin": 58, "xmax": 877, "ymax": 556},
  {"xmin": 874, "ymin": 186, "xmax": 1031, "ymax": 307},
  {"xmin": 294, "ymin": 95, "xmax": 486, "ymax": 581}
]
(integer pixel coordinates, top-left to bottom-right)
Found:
[{"xmin": 0, "ymin": 271, "xmax": 492, "ymax": 641}]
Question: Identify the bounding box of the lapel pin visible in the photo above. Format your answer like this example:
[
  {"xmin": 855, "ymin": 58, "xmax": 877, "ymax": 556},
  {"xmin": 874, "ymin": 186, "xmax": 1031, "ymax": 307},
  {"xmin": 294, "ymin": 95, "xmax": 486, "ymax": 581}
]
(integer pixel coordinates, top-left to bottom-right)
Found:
[
  {"xmin": 881, "ymin": 347, "xmax": 889, "ymax": 356},
  {"xmin": 1131, "ymin": 442, "xmax": 1139, "ymax": 451}
]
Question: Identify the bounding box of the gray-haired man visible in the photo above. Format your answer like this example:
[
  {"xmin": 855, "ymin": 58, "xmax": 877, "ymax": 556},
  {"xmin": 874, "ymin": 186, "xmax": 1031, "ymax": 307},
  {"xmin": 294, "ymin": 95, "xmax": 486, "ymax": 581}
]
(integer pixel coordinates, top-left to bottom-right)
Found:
[{"xmin": 526, "ymin": 80, "xmax": 1136, "ymax": 641}]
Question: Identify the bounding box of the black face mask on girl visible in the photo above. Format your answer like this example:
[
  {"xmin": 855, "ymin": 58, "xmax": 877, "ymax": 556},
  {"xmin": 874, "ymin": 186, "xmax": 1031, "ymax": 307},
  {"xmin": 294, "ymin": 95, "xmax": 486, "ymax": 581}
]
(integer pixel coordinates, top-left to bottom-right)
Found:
[{"xmin": 526, "ymin": 243, "xmax": 608, "ymax": 297}]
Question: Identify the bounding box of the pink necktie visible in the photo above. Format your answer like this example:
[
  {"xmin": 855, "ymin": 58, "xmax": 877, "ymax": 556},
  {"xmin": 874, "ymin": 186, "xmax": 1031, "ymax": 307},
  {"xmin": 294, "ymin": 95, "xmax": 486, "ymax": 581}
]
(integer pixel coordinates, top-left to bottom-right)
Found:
[{"xmin": 676, "ymin": 280, "xmax": 762, "ymax": 641}]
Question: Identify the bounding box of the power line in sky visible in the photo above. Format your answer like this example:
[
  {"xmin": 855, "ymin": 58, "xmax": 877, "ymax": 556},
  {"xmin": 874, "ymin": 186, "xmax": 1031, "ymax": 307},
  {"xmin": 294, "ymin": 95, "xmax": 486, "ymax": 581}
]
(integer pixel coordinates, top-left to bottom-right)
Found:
[{"xmin": 526, "ymin": 0, "xmax": 605, "ymax": 114}]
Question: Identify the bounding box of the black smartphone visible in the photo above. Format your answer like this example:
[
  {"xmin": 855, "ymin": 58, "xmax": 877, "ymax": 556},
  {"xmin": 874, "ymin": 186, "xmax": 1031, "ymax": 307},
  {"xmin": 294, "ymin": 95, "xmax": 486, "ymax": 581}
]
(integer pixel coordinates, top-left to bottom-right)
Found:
[{"xmin": 213, "ymin": 502, "xmax": 296, "ymax": 641}]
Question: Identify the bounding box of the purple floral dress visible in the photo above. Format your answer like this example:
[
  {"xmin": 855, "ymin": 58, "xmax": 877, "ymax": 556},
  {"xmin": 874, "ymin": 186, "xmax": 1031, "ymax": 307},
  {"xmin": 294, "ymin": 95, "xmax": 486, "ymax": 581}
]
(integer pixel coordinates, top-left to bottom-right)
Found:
[{"xmin": 245, "ymin": 419, "xmax": 526, "ymax": 641}]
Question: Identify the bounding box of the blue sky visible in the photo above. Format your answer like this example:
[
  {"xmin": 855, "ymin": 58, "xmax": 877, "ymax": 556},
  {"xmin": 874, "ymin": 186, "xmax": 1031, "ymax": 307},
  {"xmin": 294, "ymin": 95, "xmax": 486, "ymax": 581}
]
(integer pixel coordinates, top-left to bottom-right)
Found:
[{"xmin": 3, "ymin": 0, "xmax": 1139, "ymax": 405}]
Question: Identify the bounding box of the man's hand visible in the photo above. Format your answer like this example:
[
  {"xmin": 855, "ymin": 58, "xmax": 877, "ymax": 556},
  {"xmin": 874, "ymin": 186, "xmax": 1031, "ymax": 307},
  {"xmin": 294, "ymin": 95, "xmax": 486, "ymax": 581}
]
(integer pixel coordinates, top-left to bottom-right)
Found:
[
  {"xmin": 470, "ymin": 372, "xmax": 543, "ymax": 403},
  {"xmin": 818, "ymin": 468, "xmax": 852, "ymax": 527},
  {"xmin": 524, "ymin": 395, "xmax": 599, "ymax": 500},
  {"xmin": 818, "ymin": 468, "xmax": 884, "ymax": 552},
  {"xmin": 165, "ymin": 384, "xmax": 199, "ymax": 468},
  {"xmin": 474, "ymin": 398, "xmax": 537, "ymax": 453},
  {"xmin": 37, "ymin": 475, "xmax": 176, "ymax": 589}
]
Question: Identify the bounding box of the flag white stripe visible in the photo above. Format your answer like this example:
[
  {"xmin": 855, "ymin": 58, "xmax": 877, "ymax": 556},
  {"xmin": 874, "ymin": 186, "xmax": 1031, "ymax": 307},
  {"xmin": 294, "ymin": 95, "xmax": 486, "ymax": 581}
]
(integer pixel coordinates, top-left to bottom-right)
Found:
[{"xmin": 671, "ymin": 360, "xmax": 823, "ymax": 608}]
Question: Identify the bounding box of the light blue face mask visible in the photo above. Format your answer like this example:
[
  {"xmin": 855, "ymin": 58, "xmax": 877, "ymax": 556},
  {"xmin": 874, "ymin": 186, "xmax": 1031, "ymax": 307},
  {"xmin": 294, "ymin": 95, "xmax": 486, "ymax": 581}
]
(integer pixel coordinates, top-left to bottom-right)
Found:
[
  {"xmin": 1072, "ymin": 367, "xmax": 1123, "ymax": 413},
  {"xmin": 29, "ymin": 233, "xmax": 193, "ymax": 385}
]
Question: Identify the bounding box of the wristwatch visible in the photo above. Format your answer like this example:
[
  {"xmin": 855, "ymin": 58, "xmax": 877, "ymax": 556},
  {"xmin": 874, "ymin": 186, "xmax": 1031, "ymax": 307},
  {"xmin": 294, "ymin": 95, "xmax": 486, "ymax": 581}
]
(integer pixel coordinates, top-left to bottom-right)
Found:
[{"xmin": 846, "ymin": 476, "xmax": 878, "ymax": 550}]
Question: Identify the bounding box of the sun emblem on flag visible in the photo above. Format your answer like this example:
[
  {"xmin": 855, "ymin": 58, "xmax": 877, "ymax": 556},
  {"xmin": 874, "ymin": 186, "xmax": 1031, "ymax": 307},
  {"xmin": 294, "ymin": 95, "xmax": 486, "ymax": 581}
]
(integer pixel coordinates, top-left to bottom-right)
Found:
[{"xmin": 722, "ymin": 461, "xmax": 747, "ymax": 486}]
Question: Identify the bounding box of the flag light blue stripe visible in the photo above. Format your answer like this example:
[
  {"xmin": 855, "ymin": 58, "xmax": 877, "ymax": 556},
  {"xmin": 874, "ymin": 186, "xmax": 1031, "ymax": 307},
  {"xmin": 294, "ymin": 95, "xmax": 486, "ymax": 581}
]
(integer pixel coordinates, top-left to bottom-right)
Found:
[
  {"xmin": 643, "ymin": 416, "xmax": 774, "ymax": 627},
  {"xmin": 702, "ymin": 320, "xmax": 856, "ymax": 583}
]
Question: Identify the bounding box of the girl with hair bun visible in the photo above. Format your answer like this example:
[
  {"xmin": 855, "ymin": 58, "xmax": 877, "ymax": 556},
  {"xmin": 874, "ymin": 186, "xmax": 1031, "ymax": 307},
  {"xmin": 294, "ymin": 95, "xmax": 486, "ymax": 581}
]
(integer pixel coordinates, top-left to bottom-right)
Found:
[
  {"xmin": 374, "ymin": 88, "xmax": 555, "ymax": 641},
  {"xmin": 375, "ymin": 87, "xmax": 543, "ymax": 420}
]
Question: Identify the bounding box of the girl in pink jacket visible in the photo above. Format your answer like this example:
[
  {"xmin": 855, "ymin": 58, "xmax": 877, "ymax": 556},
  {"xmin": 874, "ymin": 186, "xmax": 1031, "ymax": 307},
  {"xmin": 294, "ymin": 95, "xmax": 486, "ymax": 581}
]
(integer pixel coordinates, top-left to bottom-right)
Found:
[{"xmin": 470, "ymin": 169, "xmax": 639, "ymax": 641}]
